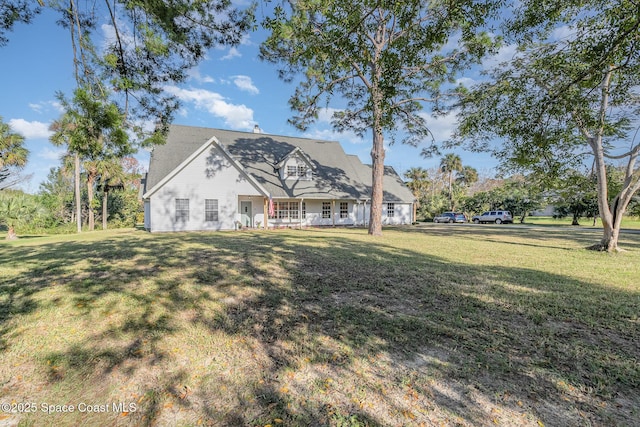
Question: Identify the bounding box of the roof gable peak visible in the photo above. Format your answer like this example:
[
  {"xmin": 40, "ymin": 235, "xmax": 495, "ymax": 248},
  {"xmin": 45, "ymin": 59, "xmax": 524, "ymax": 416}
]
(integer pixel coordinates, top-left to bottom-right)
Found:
[{"xmin": 274, "ymin": 146, "xmax": 316, "ymax": 170}]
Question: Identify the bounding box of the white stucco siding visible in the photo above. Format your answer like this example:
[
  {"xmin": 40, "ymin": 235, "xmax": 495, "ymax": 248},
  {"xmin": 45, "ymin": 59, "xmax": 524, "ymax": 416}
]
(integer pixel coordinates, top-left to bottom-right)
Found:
[
  {"xmin": 334, "ymin": 201, "xmax": 356, "ymax": 225},
  {"xmin": 148, "ymin": 145, "xmax": 261, "ymax": 232},
  {"xmin": 144, "ymin": 200, "xmax": 150, "ymax": 230},
  {"xmin": 382, "ymin": 203, "xmax": 412, "ymax": 225},
  {"xmin": 358, "ymin": 202, "xmax": 413, "ymax": 226},
  {"xmin": 302, "ymin": 200, "xmax": 336, "ymax": 226}
]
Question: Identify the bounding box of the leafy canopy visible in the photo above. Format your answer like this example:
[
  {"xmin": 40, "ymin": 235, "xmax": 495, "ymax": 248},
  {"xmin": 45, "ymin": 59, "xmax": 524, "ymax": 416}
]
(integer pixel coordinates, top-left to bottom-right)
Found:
[
  {"xmin": 456, "ymin": 0, "xmax": 640, "ymax": 177},
  {"xmin": 1, "ymin": 0, "xmax": 253, "ymax": 144},
  {"xmin": 0, "ymin": 116, "xmax": 28, "ymax": 170},
  {"xmin": 261, "ymin": 0, "xmax": 502, "ymax": 148}
]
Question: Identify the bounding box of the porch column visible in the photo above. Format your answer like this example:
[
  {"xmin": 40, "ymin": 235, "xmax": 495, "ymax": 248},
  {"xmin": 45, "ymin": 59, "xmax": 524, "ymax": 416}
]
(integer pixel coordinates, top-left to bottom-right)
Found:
[
  {"xmin": 364, "ymin": 200, "xmax": 368, "ymax": 227},
  {"xmin": 263, "ymin": 198, "xmax": 268, "ymax": 230},
  {"xmin": 332, "ymin": 199, "xmax": 336, "ymax": 227},
  {"xmin": 413, "ymin": 202, "xmax": 417, "ymax": 224},
  {"xmin": 299, "ymin": 198, "xmax": 303, "ymax": 230}
]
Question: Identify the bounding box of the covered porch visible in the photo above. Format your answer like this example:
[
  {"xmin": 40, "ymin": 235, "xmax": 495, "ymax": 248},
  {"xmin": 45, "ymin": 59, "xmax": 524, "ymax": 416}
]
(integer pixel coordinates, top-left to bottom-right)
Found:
[{"xmin": 236, "ymin": 196, "xmax": 372, "ymax": 229}]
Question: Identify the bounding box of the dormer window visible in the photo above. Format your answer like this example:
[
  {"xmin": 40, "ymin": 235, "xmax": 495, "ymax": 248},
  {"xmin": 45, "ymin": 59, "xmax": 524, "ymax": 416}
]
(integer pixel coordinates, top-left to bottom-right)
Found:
[
  {"xmin": 286, "ymin": 164, "xmax": 311, "ymax": 179},
  {"xmin": 277, "ymin": 147, "xmax": 316, "ymax": 181}
]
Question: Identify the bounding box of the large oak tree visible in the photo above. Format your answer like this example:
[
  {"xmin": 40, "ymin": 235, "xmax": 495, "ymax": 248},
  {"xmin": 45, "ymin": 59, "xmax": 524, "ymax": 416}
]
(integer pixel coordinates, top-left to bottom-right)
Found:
[{"xmin": 456, "ymin": 0, "xmax": 640, "ymax": 251}]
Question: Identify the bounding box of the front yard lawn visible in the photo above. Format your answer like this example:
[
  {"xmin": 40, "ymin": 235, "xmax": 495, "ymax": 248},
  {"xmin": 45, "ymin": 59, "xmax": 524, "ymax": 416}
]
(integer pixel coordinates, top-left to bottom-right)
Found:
[{"xmin": 1, "ymin": 227, "xmax": 638, "ymax": 426}]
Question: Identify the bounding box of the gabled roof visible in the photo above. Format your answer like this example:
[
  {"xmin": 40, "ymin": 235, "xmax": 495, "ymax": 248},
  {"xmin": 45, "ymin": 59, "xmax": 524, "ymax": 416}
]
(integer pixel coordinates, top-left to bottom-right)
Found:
[
  {"xmin": 143, "ymin": 133, "xmax": 269, "ymax": 199},
  {"xmin": 144, "ymin": 124, "xmax": 415, "ymax": 202},
  {"xmin": 274, "ymin": 146, "xmax": 316, "ymax": 170}
]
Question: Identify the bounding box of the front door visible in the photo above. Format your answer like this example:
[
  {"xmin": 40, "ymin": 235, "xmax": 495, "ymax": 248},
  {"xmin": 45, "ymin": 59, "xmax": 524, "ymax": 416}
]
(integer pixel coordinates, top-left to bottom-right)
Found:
[{"xmin": 240, "ymin": 201, "xmax": 252, "ymax": 228}]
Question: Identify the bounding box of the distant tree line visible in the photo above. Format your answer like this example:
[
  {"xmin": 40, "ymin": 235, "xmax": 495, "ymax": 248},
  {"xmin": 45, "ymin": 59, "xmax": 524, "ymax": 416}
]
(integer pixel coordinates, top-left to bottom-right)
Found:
[
  {"xmin": 0, "ymin": 146, "xmax": 143, "ymax": 240},
  {"xmin": 405, "ymin": 155, "xmax": 636, "ymax": 226}
]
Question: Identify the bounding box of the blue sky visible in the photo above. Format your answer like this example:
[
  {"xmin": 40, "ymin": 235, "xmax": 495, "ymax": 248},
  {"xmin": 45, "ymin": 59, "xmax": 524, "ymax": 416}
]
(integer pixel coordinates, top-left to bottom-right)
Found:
[{"xmin": 0, "ymin": 5, "xmax": 502, "ymax": 193}]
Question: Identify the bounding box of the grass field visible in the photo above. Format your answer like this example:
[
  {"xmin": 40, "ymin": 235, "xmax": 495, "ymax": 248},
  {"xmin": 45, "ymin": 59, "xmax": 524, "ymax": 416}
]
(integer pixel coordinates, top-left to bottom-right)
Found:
[
  {"xmin": 519, "ymin": 216, "xmax": 640, "ymax": 229},
  {"xmin": 0, "ymin": 226, "xmax": 638, "ymax": 426}
]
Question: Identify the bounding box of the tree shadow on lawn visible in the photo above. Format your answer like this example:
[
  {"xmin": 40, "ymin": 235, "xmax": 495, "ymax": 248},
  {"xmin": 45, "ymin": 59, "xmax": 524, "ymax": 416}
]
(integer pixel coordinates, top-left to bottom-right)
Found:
[
  {"xmin": 408, "ymin": 224, "xmax": 640, "ymax": 251},
  {"xmin": 0, "ymin": 230, "xmax": 638, "ymax": 426}
]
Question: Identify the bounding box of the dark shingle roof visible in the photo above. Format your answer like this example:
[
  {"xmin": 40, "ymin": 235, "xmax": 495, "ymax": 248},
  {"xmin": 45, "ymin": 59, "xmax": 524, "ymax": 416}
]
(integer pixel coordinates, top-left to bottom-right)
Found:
[{"xmin": 145, "ymin": 124, "xmax": 414, "ymax": 202}]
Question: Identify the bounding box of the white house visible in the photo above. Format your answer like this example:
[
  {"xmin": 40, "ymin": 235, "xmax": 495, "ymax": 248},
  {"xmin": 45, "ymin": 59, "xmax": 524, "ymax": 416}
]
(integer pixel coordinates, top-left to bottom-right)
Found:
[{"xmin": 142, "ymin": 125, "xmax": 416, "ymax": 232}]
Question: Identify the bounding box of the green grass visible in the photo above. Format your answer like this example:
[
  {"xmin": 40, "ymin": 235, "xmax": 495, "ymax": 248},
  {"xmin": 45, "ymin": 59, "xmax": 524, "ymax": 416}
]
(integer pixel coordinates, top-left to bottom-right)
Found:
[
  {"xmin": 1, "ymin": 227, "xmax": 639, "ymax": 426},
  {"xmin": 520, "ymin": 215, "xmax": 640, "ymax": 229}
]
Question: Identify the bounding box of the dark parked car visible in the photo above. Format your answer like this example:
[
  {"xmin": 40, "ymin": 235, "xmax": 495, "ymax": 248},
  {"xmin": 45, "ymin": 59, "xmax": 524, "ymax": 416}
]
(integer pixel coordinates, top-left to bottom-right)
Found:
[
  {"xmin": 471, "ymin": 211, "xmax": 513, "ymax": 224},
  {"xmin": 434, "ymin": 212, "xmax": 467, "ymax": 223}
]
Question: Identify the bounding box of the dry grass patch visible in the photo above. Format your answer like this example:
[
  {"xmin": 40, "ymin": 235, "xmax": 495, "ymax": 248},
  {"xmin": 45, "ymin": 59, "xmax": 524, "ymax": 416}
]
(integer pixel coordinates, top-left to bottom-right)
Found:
[{"xmin": 0, "ymin": 227, "xmax": 638, "ymax": 426}]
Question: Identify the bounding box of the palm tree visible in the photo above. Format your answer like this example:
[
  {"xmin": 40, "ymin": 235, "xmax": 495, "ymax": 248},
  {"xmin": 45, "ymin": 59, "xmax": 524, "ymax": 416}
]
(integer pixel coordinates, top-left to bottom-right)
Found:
[
  {"xmin": 404, "ymin": 167, "xmax": 430, "ymax": 198},
  {"xmin": 50, "ymin": 87, "xmax": 132, "ymax": 232},
  {"xmin": 0, "ymin": 193, "xmax": 37, "ymax": 240},
  {"xmin": 0, "ymin": 117, "xmax": 28, "ymax": 170},
  {"xmin": 96, "ymin": 157, "xmax": 125, "ymax": 230},
  {"xmin": 440, "ymin": 153, "xmax": 462, "ymax": 210},
  {"xmin": 456, "ymin": 165, "xmax": 479, "ymax": 187},
  {"xmin": 0, "ymin": 116, "xmax": 29, "ymax": 189},
  {"xmin": 50, "ymin": 114, "xmax": 82, "ymax": 233}
]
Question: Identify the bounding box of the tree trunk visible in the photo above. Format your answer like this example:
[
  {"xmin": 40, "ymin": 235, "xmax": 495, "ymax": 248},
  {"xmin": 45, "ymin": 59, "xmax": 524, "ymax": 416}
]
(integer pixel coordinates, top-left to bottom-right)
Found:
[
  {"xmin": 75, "ymin": 153, "xmax": 82, "ymax": 233},
  {"xmin": 588, "ymin": 66, "xmax": 619, "ymax": 251},
  {"xmin": 579, "ymin": 67, "xmax": 640, "ymax": 250},
  {"xmin": 102, "ymin": 190, "xmax": 108, "ymax": 230},
  {"xmin": 369, "ymin": 129, "xmax": 385, "ymax": 236},
  {"xmin": 6, "ymin": 225, "xmax": 17, "ymax": 240},
  {"xmin": 590, "ymin": 144, "xmax": 620, "ymax": 251},
  {"xmin": 596, "ymin": 223, "xmax": 620, "ymax": 252},
  {"xmin": 368, "ymin": 55, "xmax": 385, "ymax": 236},
  {"xmin": 87, "ymin": 174, "xmax": 95, "ymax": 231},
  {"xmin": 571, "ymin": 213, "xmax": 580, "ymax": 226},
  {"xmin": 448, "ymin": 172, "xmax": 453, "ymax": 210}
]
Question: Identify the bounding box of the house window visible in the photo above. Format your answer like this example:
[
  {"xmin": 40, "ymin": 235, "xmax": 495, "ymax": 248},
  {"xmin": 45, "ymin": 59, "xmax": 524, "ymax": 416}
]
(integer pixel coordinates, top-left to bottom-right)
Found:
[
  {"xmin": 276, "ymin": 201, "xmax": 286, "ymax": 219},
  {"xmin": 290, "ymin": 202, "xmax": 299, "ymax": 219},
  {"xmin": 175, "ymin": 198, "xmax": 189, "ymax": 221},
  {"xmin": 275, "ymin": 201, "xmax": 299, "ymax": 220},
  {"xmin": 340, "ymin": 202, "xmax": 348, "ymax": 218},
  {"xmin": 287, "ymin": 165, "xmax": 310, "ymax": 179},
  {"xmin": 301, "ymin": 202, "xmax": 306, "ymax": 219},
  {"xmin": 322, "ymin": 202, "xmax": 331, "ymax": 219},
  {"xmin": 387, "ymin": 203, "xmax": 395, "ymax": 217},
  {"xmin": 205, "ymin": 199, "xmax": 218, "ymax": 222}
]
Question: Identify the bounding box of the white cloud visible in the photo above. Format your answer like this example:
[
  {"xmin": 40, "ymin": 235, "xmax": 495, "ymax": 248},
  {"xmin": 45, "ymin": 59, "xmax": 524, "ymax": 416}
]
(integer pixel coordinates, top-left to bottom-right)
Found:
[
  {"xmin": 317, "ymin": 107, "xmax": 342, "ymax": 123},
  {"xmin": 221, "ymin": 47, "xmax": 241, "ymax": 61},
  {"xmin": 303, "ymin": 108, "xmax": 365, "ymax": 144},
  {"xmin": 483, "ymin": 43, "xmax": 518, "ymax": 70},
  {"xmin": 28, "ymin": 101, "xmax": 63, "ymax": 114},
  {"xmin": 188, "ymin": 68, "xmax": 215, "ymax": 84},
  {"xmin": 239, "ymin": 34, "xmax": 253, "ymax": 46},
  {"xmin": 303, "ymin": 127, "xmax": 364, "ymax": 146},
  {"xmin": 418, "ymin": 111, "xmax": 459, "ymax": 143},
  {"xmin": 232, "ymin": 75, "xmax": 259, "ymax": 94},
  {"xmin": 39, "ymin": 147, "xmax": 66, "ymax": 161},
  {"xmin": 455, "ymin": 77, "xmax": 478, "ymax": 88},
  {"xmin": 164, "ymin": 86, "xmax": 254, "ymax": 130},
  {"xmin": 8, "ymin": 119, "xmax": 52, "ymax": 139},
  {"xmin": 29, "ymin": 103, "xmax": 43, "ymax": 113},
  {"xmin": 552, "ymin": 25, "xmax": 577, "ymax": 42}
]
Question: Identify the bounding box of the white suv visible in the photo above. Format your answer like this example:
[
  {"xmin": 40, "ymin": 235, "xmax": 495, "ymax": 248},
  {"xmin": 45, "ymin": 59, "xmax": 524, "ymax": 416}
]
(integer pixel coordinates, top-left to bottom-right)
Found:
[{"xmin": 472, "ymin": 211, "xmax": 513, "ymax": 224}]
